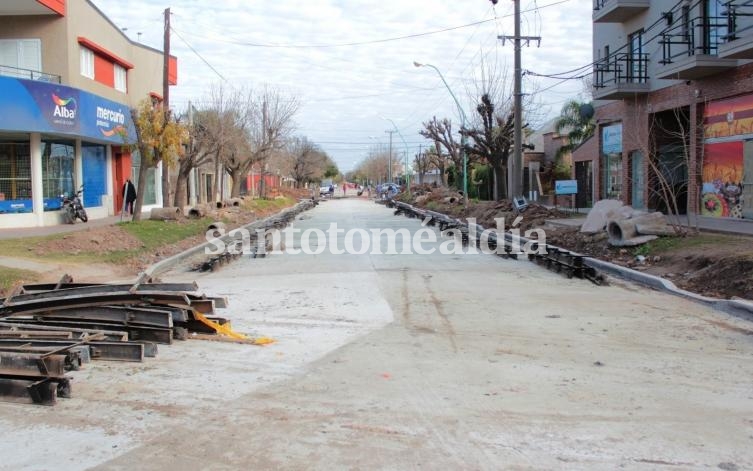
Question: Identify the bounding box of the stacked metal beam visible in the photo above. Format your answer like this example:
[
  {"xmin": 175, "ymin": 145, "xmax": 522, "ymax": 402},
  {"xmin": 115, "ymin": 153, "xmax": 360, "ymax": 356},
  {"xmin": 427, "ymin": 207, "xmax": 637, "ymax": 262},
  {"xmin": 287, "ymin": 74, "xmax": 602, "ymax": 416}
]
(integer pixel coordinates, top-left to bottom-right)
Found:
[{"xmin": 0, "ymin": 277, "xmax": 229, "ymax": 405}]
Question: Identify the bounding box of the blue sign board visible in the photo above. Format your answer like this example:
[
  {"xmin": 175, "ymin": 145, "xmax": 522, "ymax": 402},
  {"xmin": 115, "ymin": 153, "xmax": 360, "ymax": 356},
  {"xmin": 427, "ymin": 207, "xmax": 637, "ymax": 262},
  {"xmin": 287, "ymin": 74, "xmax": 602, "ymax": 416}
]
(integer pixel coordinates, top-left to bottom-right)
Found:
[
  {"xmin": 602, "ymin": 123, "xmax": 622, "ymax": 154},
  {"xmin": 555, "ymin": 179, "xmax": 578, "ymax": 195},
  {"xmin": 0, "ymin": 76, "xmax": 136, "ymax": 144}
]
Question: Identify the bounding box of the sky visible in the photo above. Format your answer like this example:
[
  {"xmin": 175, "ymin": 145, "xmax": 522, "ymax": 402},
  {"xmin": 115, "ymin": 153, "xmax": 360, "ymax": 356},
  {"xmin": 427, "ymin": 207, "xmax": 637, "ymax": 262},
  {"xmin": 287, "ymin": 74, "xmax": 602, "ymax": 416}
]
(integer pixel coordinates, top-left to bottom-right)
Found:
[{"xmin": 93, "ymin": 0, "xmax": 593, "ymax": 174}]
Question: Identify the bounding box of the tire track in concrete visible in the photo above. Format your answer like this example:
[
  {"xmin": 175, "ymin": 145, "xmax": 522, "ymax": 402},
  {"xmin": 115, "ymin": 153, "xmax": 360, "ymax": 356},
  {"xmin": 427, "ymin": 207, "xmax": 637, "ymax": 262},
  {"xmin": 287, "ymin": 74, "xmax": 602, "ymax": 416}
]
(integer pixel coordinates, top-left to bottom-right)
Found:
[{"xmin": 422, "ymin": 273, "xmax": 458, "ymax": 353}]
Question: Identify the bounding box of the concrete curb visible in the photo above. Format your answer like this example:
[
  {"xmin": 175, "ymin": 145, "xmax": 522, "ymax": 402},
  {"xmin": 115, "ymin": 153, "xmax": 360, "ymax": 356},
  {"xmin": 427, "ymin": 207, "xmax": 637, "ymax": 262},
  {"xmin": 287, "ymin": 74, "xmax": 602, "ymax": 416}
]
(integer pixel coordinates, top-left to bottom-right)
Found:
[
  {"xmin": 144, "ymin": 200, "xmax": 315, "ymax": 279},
  {"xmin": 391, "ymin": 200, "xmax": 753, "ymax": 321}
]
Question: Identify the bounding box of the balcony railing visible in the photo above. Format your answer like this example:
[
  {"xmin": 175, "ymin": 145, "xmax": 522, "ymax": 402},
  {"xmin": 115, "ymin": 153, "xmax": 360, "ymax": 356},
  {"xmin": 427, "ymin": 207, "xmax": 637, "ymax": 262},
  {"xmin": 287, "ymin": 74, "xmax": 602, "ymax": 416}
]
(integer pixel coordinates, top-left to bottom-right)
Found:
[
  {"xmin": 660, "ymin": 16, "xmax": 731, "ymax": 64},
  {"xmin": 717, "ymin": 1, "xmax": 753, "ymax": 58},
  {"xmin": 594, "ymin": 52, "xmax": 649, "ymax": 87},
  {"xmin": 723, "ymin": 1, "xmax": 753, "ymax": 42},
  {"xmin": 0, "ymin": 64, "xmax": 61, "ymax": 83}
]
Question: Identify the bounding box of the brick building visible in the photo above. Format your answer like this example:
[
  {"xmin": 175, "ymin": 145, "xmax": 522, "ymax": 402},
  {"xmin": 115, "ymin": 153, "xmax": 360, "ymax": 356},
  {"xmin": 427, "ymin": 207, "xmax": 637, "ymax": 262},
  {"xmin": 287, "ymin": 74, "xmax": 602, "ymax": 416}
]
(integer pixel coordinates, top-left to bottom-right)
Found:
[
  {"xmin": 575, "ymin": 0, "xmax": 753, "ymax": 229},
  {"xmin": 0, "ymin": 0, "xmax": 177, "ymax": 227}
]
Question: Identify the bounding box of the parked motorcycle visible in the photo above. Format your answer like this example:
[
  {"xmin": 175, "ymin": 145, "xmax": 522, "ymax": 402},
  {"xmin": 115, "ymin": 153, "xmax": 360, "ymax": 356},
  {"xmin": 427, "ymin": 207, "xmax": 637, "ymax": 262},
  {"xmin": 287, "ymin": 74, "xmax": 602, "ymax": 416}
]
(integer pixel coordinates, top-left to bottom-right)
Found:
[{"xmin": 60, "ymin": 186, "xmax": 88, "ymax": 224}]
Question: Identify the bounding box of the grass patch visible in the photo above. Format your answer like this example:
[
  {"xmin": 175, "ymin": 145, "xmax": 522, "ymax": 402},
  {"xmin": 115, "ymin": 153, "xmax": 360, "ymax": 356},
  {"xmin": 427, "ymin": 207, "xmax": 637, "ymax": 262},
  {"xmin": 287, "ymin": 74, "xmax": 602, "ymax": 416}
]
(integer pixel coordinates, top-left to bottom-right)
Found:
[
  {"xmin": 634, "ymin": 233, "xmax": 752, "ymax": 256},
  {"xmin": 0, "ymin": 267, "xmax": 39, "ymax": 294},
  {"xmin": 118, "ymin": 217, "xmax": 213, "ymax": 249},
  {"xmin": 244, "ymin": 196, "xmax": 295, "ymax": 212}
]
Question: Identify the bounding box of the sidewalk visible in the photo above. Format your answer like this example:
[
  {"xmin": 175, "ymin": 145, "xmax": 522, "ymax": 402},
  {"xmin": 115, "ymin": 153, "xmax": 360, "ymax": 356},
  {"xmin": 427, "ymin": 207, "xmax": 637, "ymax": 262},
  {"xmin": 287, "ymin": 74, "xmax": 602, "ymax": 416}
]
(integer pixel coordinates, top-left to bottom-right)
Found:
[{"xmin": 0, "ymin": 214, "xmax": 130, "ymax": 240}]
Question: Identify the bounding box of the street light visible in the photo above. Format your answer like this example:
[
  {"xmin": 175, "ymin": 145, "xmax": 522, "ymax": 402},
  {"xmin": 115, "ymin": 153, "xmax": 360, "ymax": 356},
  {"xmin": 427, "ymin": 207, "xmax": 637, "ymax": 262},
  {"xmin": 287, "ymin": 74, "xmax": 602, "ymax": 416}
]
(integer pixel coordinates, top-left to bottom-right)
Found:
[
  {"xmin": 381, "ymin": 116, "xmax": 411, "ymax": 197},
  {"xmin": 413, "ymin": 61, "xmax": 468, "ymax": 207}
]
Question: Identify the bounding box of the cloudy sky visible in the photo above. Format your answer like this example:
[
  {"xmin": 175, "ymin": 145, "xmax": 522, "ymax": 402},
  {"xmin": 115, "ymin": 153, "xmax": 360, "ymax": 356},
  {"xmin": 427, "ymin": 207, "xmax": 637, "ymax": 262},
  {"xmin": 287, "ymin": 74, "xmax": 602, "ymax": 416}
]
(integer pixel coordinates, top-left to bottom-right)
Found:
[{"xmin": 93, "ymin": 0, "xmax": 593, "ymax": 173}]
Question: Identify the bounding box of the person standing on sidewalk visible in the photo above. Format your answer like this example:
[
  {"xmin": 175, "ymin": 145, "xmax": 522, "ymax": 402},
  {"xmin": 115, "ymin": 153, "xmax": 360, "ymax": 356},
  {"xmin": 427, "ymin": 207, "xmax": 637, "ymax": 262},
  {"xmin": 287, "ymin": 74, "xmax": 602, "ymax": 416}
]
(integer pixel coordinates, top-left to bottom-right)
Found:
[{"xmin": 122, "ymin": 179, "xmax": 137, "ymax": 215}]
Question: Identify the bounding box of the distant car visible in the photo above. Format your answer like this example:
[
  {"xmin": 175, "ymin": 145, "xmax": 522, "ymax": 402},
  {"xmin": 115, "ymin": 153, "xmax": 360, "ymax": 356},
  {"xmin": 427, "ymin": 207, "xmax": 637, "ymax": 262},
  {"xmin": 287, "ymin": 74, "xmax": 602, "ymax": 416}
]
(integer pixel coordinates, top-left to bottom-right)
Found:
[
  {"xmin": 320, "ymin": 185, "xmax": 330, "ymax": 196},
  {"xmin": 377, "ymin": 183, "xmax": 399, "ymax": 199}
]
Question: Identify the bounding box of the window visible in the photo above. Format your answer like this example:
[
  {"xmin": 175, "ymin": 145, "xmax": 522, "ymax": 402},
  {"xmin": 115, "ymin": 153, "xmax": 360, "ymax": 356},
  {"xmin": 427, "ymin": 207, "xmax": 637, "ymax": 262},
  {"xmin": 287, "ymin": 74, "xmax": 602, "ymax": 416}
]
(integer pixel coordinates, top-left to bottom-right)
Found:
[
  {"xmin": 82, "ymin": 143, "xmax": 106, "ymax": 207},
  {"xmin": 0, "ymin": 142, "xmax": 32, "ymax": 212},
  {"xmin": 114, "ymin": 64, "xmax": 127, "ymax": 92},
  {"xmin": 628, "ymin": 29, "xmax": 644, "ymax": 83},
  {"xmin": 0, "ymin": 39, "xmax": 42, "ymax": 78},
  {"xmin": 80, "ymin": 46, "xmax": 94, "ymax": 79},
  {"xmin": 42, "ymin": 140, "xmax": 75, "ymax": 210}
]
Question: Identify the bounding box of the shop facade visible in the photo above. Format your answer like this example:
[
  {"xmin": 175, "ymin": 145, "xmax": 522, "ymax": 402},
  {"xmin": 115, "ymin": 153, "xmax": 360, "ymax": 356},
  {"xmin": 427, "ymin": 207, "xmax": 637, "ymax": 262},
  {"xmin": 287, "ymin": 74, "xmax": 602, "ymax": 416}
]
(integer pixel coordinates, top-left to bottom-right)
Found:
[{"xmin": 0, "ymin": 74, "xmax": 160, "ymax": 228}]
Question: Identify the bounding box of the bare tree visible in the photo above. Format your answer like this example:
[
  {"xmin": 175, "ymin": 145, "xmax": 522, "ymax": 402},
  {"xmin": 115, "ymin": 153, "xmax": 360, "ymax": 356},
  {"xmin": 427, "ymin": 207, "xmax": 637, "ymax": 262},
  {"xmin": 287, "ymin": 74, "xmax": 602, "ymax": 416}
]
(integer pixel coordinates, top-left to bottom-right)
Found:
[
  {"xmin": 285, "ymin": 136, "xmax": 329, "ymax": 187},
  {"xmin": 413, "ymin": 148, "xmax": 434, "ymax": 185},
  {"xmin": 461, "ymin": 94, "xmax": 514, "ymax": 201},
  {"xmin": 225, "ymin": 86, "xmax": 299, "ymax": 198},
  {"xmin": 173, "ymin": 106, "xmax": 219, "ymax": 207},
  {"xmin": 420, "ymin": 116, "xmax": 465, "ymax": 189}
]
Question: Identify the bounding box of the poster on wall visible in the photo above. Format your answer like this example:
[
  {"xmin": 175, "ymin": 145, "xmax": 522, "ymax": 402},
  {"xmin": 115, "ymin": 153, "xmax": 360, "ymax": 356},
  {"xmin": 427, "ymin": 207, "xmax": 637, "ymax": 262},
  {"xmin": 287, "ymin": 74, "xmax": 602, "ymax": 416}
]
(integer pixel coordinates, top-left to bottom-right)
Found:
[
  {"xmin": 701, "ymin": 141, "xmax": 744, "ymax": 218},
  {"xmin": 704, "ymin": 94, "xmax": 753, "ymax": 139}
]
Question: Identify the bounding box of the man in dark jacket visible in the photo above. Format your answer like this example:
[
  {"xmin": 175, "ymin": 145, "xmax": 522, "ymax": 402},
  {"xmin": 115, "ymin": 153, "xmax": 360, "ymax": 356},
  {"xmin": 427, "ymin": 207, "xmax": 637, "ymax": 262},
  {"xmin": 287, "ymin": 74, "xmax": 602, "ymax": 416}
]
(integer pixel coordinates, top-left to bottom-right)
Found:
[{"xmin": 122, "ymin": 179, "xmax": 137, "ymax": 215}]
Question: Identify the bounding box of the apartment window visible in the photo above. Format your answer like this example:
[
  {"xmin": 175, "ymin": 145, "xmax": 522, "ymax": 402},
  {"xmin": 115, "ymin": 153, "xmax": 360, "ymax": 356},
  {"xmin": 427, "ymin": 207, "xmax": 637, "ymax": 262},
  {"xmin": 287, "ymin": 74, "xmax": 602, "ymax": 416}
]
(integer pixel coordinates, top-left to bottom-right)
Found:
[
  {"xmin": 80, "ymin": 46, "xmax": 94, "ymax": 79},
  {"xmin": 628, "ymin": 30, "xmax": 644, "ymax": 82},
  {"xmin": 0, "ymin": 39, "xmax": 42, "ymax": 78},
  {"xmin": 114, "ymin": 64, "xmax": 127, "ymax": 92},
  {"xmin": 704, "ymin": 0, "xmax": 727, "ymax": 52}
]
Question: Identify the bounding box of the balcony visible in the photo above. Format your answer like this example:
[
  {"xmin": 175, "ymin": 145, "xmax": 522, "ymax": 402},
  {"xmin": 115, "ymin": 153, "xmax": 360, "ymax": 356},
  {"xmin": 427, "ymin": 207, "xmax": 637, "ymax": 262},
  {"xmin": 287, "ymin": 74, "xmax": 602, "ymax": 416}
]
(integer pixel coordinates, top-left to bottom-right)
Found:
[
  {"xmin": 0, "ymin": 64, "xmax": 61, "ymax": 83},
  {"xmin": 657, "ymin": 16, "xmax": 737, "ymax": 80},
  {"xmin": 593, "ymin": 0, "xmax": 650, "ymax": 23},
  {"xmin": 717, "ymin": 1, "xmax": 753, "ymax": 59},
  {"xmin": 593, "ymin": 53, "xmax": 650, "ymax": 100}
]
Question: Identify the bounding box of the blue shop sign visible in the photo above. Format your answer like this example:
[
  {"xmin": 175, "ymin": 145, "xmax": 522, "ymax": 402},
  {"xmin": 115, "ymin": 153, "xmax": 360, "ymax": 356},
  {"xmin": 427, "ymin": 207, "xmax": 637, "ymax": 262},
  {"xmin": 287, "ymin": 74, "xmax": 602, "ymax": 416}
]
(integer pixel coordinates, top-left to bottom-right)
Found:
[
  {"xmin": 602, "ymin": 123, "xmax": 622, "ymax": 155},
  {"xmin": 555, "ymin": 180, "xmax": 578, "ymax": 195},
  {"xmin": 0, "ymin": 76, "xmax": 136, "ymax": 144}
]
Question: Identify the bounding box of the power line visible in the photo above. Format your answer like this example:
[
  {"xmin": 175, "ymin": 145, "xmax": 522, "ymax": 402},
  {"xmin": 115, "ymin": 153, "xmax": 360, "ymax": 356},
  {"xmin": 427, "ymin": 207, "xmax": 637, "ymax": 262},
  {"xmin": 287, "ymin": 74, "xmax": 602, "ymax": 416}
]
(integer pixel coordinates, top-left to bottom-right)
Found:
[
  {"xmin": 173, "ymin": 0, "xmax": 571, "ymax": 49},
  {"xmin": 170, "ymin": 26, "xmax": 226, "ymax": 81}
]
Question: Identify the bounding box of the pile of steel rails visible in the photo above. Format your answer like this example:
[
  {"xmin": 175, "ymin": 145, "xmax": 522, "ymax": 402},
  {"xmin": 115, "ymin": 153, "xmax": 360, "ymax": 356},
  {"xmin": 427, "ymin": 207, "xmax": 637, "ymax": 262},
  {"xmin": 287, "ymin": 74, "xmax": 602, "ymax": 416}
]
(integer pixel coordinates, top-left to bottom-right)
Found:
[
  {"xmin": 0, "ymin": 275, "xmax": 231, "ymax": 405},
  {"xmin": 388, "ymin": 200, "xmax": 604, "ymax": 285},
  {"xmin": 194, "ymin": 198, "xmax": 316, "ymax": 272}
]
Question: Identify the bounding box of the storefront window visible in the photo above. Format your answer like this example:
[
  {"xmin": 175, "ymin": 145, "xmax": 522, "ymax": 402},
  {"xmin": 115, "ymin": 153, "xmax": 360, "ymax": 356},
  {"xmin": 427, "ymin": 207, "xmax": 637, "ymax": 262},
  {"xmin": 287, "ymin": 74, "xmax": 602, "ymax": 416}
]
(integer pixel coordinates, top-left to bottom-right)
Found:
[
  {"xmin": 42, "ymin": 140, "xmax": 74, "ymax": 211},
  {"xmin": 604, "ymin": 153, "xmax": 622, "ymax": 200},
  {"xmin": 82, "ymin": 142, "xmax": 106, "ymax": 207},
  {"xmin": 601, "ymin": 123, "xmax": 623, "ymax": 200},
  {"xmin": 131, "ymin": 150, "xmax": 156, "ymax": 205},
  {"xmin": 0, "ymin": 141, "xmax": 32, "ymax": 213}
]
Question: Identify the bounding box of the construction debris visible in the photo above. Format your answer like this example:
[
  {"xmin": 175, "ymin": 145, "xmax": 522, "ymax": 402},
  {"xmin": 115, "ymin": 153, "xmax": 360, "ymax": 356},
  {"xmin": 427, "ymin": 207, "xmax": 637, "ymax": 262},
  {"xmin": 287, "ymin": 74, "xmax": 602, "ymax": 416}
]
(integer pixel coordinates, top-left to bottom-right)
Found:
[{"xmin": 0, "ymin": 275, "xmax": 258, "ymax": 406}]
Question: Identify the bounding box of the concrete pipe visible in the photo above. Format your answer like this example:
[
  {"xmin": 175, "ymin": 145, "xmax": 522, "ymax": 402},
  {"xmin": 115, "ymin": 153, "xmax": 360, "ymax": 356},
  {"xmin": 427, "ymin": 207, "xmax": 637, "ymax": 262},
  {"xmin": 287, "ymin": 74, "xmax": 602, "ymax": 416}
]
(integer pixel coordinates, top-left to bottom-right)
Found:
[
  {"xmin": 149, "ymin": 207, "xmax": 183, "ymax": 221},
  {"xmin": 207, "ymin": 221, "xmax": 226, "ymax": 238},
  {"xmin": 607, "ymin": 219, "xmax": 639, "ymax": 242}
]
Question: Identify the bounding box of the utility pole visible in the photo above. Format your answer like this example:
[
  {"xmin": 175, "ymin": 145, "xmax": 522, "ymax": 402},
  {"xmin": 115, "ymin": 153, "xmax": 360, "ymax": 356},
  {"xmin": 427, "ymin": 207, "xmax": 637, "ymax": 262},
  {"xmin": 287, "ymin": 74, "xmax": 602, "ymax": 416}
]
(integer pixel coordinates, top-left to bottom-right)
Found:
[
  {"xmin": 386, "ymin": 129, "xmax": 396, "ymax": 182},
  {"xmin": 499, "ymin": 0, "xmax": 540, "ymax": 198},
  {"xmin": 161, "ymin": 7, "xmax": 171, "ymax": 207}
]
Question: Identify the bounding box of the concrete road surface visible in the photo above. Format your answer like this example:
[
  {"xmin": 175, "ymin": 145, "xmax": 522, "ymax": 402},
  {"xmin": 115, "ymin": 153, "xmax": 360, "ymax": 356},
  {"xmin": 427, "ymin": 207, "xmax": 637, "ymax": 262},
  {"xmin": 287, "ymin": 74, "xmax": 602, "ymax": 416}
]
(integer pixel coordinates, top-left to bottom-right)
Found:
[{"xmin": 2, "ymin": 199, "xmax": 753, "ymax": 470}]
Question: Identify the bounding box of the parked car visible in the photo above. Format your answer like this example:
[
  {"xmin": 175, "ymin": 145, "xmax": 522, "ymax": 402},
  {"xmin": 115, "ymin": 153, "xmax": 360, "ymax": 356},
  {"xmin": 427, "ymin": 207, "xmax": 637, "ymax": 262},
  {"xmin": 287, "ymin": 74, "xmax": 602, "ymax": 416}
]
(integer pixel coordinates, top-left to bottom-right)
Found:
[{"xmin": 377, "ymin": 183, "xmax": 399, "ymax": 199}]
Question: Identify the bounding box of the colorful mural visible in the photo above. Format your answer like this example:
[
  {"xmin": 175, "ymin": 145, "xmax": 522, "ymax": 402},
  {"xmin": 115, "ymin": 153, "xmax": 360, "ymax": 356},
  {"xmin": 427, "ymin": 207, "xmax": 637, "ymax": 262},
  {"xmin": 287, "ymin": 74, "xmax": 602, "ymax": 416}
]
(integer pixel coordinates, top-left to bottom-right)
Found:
[
  {"xmin": 701, "ymin": 142, "xmax": 744, "ymax": 218},
  {"xmin": 704, "ymin": 94, "xmax": 753, "ymax": 139},
  {"xmin": 701, "ymin": 95, "xmax": 752, "ymax": 219}
]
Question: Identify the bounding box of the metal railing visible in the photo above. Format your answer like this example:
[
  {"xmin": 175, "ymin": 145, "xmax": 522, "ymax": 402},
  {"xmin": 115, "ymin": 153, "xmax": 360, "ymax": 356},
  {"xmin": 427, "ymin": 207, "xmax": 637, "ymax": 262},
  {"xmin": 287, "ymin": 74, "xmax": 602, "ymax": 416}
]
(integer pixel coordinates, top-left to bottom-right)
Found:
[
  {"xmin": 0, "ymin": 64, "xmax": 61, "ymax": 83},
  {"xmin": 660, "ymin": 15, "xmax": 731, "ymax": 63},
  {"xmin": 593, "ymin": 0, "xmax": 608, "ymax": 9},
  {"xmin": 722, "ymin": 1, "xmax": 753, "ymax": 42},
  {"xmin": 594, "ymin": 52, "xmax": 649, "ymax": 88}
]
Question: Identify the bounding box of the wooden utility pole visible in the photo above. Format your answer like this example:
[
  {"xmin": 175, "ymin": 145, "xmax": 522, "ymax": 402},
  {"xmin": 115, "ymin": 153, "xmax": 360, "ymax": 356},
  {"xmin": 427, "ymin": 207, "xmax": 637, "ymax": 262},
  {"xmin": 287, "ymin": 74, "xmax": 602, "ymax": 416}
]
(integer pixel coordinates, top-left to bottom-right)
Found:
[
  {"xmin": 161, "ymin": 7, "xmax": 171, "ymax": 207},
  {"xmin": 499, "ymin": 0, "xmax": 540, "ymax": 198}
]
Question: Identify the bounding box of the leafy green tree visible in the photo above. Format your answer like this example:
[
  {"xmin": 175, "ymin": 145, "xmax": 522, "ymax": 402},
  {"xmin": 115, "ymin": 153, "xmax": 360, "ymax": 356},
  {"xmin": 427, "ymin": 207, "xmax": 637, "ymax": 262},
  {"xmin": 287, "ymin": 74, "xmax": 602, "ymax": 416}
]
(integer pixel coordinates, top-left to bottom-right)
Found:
[{"xmin": 554, "ymin": 100, "xmax": 595, "ymax": 159}]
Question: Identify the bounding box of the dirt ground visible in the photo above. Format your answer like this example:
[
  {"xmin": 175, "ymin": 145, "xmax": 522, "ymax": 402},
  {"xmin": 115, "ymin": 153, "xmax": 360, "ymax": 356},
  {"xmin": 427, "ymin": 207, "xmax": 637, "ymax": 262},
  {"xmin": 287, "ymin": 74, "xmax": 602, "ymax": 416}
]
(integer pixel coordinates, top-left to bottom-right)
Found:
[
  {"xmin": 1, "ymin": 190, "xmax": 310, "ymax": 288},
  {"xmin": 398, "ymin": 186, "xmax": 753, "ymax": 300}
]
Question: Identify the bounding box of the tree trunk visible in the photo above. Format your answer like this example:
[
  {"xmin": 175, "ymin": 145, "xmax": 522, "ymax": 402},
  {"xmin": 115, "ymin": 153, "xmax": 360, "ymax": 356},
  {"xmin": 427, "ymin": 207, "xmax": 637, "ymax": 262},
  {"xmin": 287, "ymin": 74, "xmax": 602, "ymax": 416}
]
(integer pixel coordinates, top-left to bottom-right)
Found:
[
  {"xmin": 173, "ymin": 166, "xmax": 191, "ymax": 208},
  {"xmin": 491, "ymin": 162, "xmax": 507, "ymax": 201},
  {"xmin": 229, "ymin": 169, "xmax": 243, "ymax": 197},
  {"xmin": 132, "ymin": 153, "xmax": 151, "ymax": 221},
  {"xmin": 213, "ymin": 153, "xmax": 222, "ymax": 203},
  {"xmin": 161, "ymin": 158, "xmax": 170, "ymax": 208}
]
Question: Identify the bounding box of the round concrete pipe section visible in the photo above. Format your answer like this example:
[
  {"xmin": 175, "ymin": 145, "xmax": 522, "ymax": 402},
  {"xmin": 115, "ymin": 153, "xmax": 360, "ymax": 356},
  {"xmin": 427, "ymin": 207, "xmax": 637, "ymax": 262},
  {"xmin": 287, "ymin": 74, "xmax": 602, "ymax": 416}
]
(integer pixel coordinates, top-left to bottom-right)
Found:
[
  {"xmin": 607, "ymin": 219, "xmax": 639, "ymax": 242},
  {"xmin": 208, "ymin": 221, "xmax": 226, "ymax": 238}
]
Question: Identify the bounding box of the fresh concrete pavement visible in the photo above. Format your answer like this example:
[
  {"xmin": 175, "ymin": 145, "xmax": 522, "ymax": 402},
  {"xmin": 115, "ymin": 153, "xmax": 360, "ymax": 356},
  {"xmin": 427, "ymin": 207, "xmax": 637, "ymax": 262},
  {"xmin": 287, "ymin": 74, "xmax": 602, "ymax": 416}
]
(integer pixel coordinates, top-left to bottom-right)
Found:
[{"xmin": 2, "ymin": 199, "xmax": 752, "ymax": 470}]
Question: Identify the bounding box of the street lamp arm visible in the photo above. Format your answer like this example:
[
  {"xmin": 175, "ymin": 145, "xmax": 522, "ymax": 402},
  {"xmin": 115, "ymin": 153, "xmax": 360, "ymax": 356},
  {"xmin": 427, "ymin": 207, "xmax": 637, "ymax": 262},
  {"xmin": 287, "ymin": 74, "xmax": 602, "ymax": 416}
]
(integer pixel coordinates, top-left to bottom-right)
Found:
[{"xmin": 414, "ymin": 62, "xmax": 467, "ymax": 127}]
